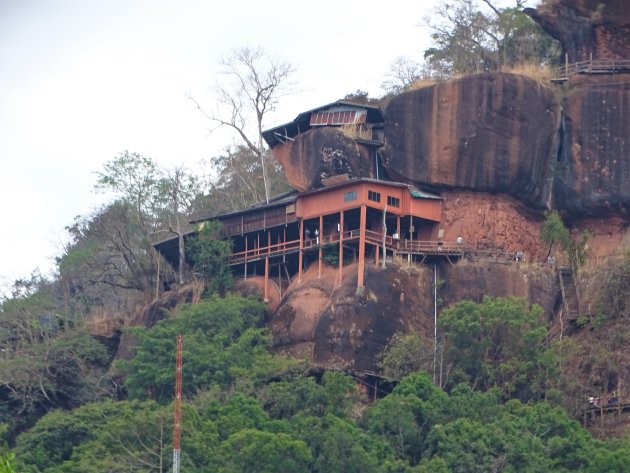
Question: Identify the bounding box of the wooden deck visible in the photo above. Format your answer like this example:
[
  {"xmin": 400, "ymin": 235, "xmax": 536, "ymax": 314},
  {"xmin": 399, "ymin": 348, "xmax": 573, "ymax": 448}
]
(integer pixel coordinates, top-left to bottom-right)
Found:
[
  {"xmin": 229, "ymin": 230, "xmax": 517, "ymax": 266},
  {"xmin": 552, "ymin": 58, "xmax": 630, "ymax": 82},
  {"xmin": 583, "ymin": 398, "xmax": 630, "ymax": 426}
]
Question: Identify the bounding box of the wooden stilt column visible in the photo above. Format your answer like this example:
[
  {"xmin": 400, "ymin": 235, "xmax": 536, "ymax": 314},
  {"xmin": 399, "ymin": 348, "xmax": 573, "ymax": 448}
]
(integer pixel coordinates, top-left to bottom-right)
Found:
[
  {"xmin": 298, "ymin": 219, "xmax": 304, "ymax": 283},
  {"xmin": 318, "ymin": 215, "xmax": 323, "ymax": 278},
  {"xmin": 358, "ymin": 205, "xmax": 367, "ymax": 288},
  {"xmin": 244, "ymin": 237, "xmax": 248, "ymax": 280},
  {"xmin": 375, "ymin": 244, "xmax": 380, "ymax": 266},
  {"xmin": 395, "ymin": 216, "xmax": 401, "ymax": 258},
  {"xmin": 264, "ymin": 257, "xmax": 269, "ymax": 302},
  {"xmin": 338, "ymin": 211, "xmax": 344, "ymax": 286}
]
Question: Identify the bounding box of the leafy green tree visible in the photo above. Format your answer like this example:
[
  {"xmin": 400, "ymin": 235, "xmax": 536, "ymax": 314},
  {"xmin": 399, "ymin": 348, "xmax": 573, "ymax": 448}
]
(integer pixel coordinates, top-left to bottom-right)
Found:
[
  {"xmin": 290, "ymin": 414, "xmax": 385, "ymax": 473},
  {"xmin": 119, "ymin": 294, "xmax": 289, "ymax": 400},
  {"xmin": 95, "ymin": 151, "xmax": 163, "ymax": 228},
  {"xmin": 423, "ymin": 418, "xmax": 503, "ymax": 473},
  {"xmin": 377, "ymin": 331, "xmax": 434, "ymax": 380},
  {"xmin": 0, "ymin": 326, "xmax": 111, "ymax": 436},
  {"xmin": 0, "ymin": 453, "xmax": 18, "ymax": 473},
  {"xmin": 185, "ymin": 221, "xmax": 233, "ymax": 295},
  {"xmin": 361, "ymin": 374, "xmax": 446, "ymax": 465},
  {"xmin": 257, "ymin": 376, "xmax": 328, "ymax": 419},
  {"xmin": 439, "ymin": 296, "xmax": 553, "ymax": 400},
  {"xmin": 213, "ymin": 394, "xmax": 270, "ymax": 440},
  {"xmin": 218, "ymin": 429, "xmax": 312, "ymax": 473},
  {"xmin": 15, "ymin": 400, "xmax": 123, "ymax": 471},
  {"xmin": 540, "ymin": 210, "xmax": 571, "ymax": 260}
]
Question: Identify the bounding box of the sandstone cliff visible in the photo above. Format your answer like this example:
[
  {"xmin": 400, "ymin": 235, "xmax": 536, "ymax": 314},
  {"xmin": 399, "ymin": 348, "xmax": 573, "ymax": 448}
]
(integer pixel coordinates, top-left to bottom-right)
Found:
[
  {"xmin": 525, "ymin": 0, "xmax": 630, "ymax": 62},
  {"xmin": 262, "ymin": 260, "xmax": 557, "ymax": 373}
]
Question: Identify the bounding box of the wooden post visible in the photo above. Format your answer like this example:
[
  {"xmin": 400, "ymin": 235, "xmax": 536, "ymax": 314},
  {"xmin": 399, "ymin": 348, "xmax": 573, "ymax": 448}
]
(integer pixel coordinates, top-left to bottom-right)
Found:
[
  {"xmin": 264, "ymin": 257, "xmax": 269, "ymax": 302},
  {"xmin": 298, "ymin": 219, "xmax": 303, "ymax": 283},
  {"xmin": 155, "ymin": 248, "xmax": 160, "ymax": 300},
  {"xmin": 244, "ymin": 237, "xmax": 248, "ymax": 280},
  {"xmin": 318, "ymin": 215, "xmax": 323, "ymax": 278},
  {"xmin": 358, "ymin": 205, "xmax": 367, "ymax": 288},
  {"xmin": 375, "ymin": 244, "xmax": 380, "ymax": 266},
  {"xmin": 395, "ymin": 216, "xmax": 401, "ymax": 258},
  {"xmin": 339, "ymin": 211, "xmax": 344, "ymax": 286}
]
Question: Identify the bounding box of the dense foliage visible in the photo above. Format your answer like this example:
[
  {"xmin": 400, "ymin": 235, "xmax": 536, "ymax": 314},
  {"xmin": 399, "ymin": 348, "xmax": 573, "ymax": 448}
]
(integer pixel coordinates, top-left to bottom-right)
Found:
[{"xmin": 7, "ymin": 293, "xmax": 630, "ymax": 472}]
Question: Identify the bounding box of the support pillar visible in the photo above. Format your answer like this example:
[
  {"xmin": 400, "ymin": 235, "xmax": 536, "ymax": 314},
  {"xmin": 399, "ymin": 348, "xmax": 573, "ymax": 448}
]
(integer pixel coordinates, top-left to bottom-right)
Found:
[
  {"xmin": 244, "ymin": 237, "xmax": 248, "ymax": 280},
  {"xmin": 264, "ymin": 257, "xmax": 269, "ymax": 302},
  {"xmin": 358, "ymin": 205, "xmax": 367, "ymax": 288},
  {"xmin": 298, "ymin": 219, "xmax": 304, "ymax": 282},
  {"xmin": 338, "ymin": 211, "xmax": 344, "ymax": 285},
  {"xmin": 318, "ymin": 215, "xmax": 323, "ymax": 278}
]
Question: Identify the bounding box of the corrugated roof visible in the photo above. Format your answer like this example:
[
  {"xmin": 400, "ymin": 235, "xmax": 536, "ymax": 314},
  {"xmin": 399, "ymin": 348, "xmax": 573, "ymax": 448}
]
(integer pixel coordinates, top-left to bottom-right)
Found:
[
  {"xmin": 262, "ymin": 100, "xmax": 384, "ymax": 148},
  {"xmin": 189, "ymin": 190, "xmax": 298, "ymax": 224}
]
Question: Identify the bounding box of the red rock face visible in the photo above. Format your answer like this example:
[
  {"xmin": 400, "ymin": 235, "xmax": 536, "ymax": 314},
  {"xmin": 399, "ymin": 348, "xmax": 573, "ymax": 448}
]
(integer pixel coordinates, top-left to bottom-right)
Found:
[
  {"xmin": 269, "ymin": 260, "xmax": 557, "ymax": 372},
  {"xmin": 525, "ymin": 0, "xmax": 630, "ymax": 61},
  {"xmin": 439, "ymin": 190, "xmax": 547, "ymax": 263},
  {"xmin": 554, "ymin": 77, "xmax": 630, "ymax": 217},
  {"xmin": 381, "ymin": 73, "xmax": 561, "ymax": 209},
  {"xmin": 272, "ymin": 127, "xmax": 373, "ymax": 191}
]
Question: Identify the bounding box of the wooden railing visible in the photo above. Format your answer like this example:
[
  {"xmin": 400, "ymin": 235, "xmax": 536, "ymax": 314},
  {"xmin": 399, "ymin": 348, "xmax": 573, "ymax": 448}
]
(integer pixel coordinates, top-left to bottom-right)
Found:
[
  {"xmin": 553, "ymin": 58, "xmax": 630, "ymax": 81},
  {"xmin": 229, "ymin": 230, "xmax": 516, "ymax": 265},
  {"xmin": 230, "ymin": 238, "xmax": 301, "ymax": 265}
]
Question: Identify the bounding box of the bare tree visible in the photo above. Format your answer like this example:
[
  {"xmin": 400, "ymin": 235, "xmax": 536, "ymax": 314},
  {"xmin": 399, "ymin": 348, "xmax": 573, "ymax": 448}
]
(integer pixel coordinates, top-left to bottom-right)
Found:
[
  {"xmin": 381, "ymin": 56, "xmax": 424, "ymax": 95},
  {"xmin": 158, "ymin": 166, "xmax": 200, "ymax": 286},
  {"xmin": 190, "ymin": 46, "xmax": 296, "ymax": 203}
]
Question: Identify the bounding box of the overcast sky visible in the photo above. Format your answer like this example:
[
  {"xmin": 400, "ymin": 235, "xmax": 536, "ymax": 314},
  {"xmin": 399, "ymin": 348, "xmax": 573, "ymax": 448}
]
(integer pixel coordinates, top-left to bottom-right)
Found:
[{"xmin": 0, "ymin": 0, "xmax": 527, "ymax": 292}]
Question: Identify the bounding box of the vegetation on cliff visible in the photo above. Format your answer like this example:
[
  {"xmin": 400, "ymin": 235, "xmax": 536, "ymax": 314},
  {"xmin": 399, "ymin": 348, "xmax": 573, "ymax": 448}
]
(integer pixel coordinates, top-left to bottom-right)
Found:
[
  {"xmin": 2, "ymin": 0, "xmax": 630, "ymax": 470},
  {"xmin": 7, "ymin": 291, "xmax": 630, "ymax": 472}
]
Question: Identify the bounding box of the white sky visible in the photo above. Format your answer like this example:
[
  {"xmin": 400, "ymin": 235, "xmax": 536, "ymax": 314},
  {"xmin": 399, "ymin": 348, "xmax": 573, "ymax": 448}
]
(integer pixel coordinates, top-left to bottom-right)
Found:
[{"xmin": 0, "ymin": 0, "xmax": 525, "ymax": 291}]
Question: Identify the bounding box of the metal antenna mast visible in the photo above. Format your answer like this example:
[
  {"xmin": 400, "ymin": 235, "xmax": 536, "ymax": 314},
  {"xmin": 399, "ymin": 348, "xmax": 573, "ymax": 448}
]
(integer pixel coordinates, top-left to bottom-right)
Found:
[{"xmin": 173, "ymin": 334, "xmax": 183, "ymax": 473}]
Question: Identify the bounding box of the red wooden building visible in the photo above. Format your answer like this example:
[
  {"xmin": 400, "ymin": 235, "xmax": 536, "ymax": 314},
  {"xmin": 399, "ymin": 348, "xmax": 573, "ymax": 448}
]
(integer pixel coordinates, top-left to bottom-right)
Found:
[{"xmin": 156, "ymin": 178, "xmax": 447, "ymax": 300}]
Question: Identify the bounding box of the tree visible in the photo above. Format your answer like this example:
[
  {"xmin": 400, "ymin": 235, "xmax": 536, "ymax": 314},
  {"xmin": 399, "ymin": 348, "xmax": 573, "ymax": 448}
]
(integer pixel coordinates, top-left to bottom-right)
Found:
[
  {"xmin": 377, "ymin": 331, "xmax": 434, "ymax": 380},
  {"xmin": 196, "ymin": 145, "xmax": 290, "ymax": 216},
  {"xmin": 157, "ymin": 166, "xmax": 201, "ymax": 286},
  {"xmin": 381, "ymin": 57, "xmax": 424, "ymax": 95},
  {"xmin": 185, "ymin": 221, "xmax": 233, "ymax": 295},
  {"xmin": 218, "ymin": 429, "xmax": 312, "ymax": 473},
  {"xmin": 439, "ymin": 296, "xmax": 554, "ymax": 400},
  {"xmin": 423, "ymin": 0, "xmax": 560, "ymax": 77},
  {"xmin": 540, "ymin": 210, "xmax": 570, "ymax": 259},
  {"xmin": 118, "ymin": 293, "xmax": 289, "ymax": 400},
  {"xmin": 58, "ymin": 203, "xmax": 157, "ymax": 297},
  {"xmin": 190, "ymin": 46, "xmax": 296, "ymax": 204},
  {"xmin": 0, "ymin": 452, "xmax": 18, "ymax": 473},
  {"xmin": 95, "ymin": 151, "xmax": 162, "ymax": 230},
  {"xmin": 94, "ymin": 152, "xmax": 206, "ymax": 289}
]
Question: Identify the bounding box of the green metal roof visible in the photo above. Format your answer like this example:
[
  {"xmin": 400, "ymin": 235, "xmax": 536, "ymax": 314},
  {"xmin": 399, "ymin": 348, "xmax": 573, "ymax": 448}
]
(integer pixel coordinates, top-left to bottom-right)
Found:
[{"xmin": 409, "ymin": 188, "xmax": 442, "ymax": 200}]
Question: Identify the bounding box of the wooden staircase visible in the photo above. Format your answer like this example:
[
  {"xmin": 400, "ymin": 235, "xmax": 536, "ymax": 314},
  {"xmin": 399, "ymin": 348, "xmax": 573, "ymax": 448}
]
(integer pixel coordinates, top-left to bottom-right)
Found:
[{"xmin": 558, "ymin": 267, "xmax": 580, "ymax": 321}]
